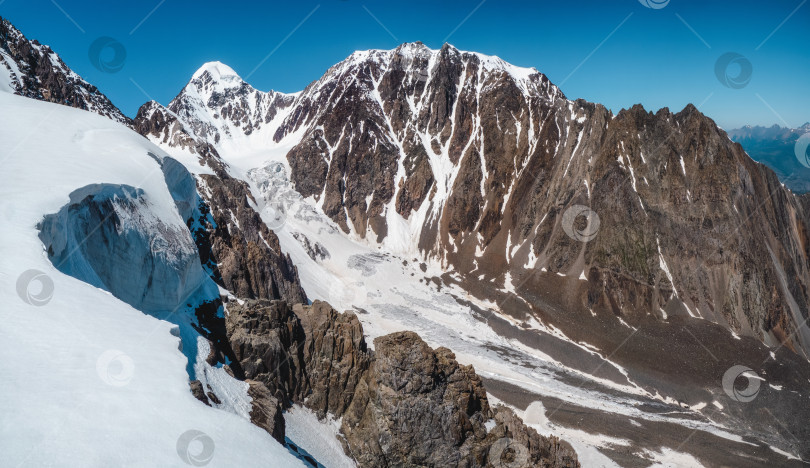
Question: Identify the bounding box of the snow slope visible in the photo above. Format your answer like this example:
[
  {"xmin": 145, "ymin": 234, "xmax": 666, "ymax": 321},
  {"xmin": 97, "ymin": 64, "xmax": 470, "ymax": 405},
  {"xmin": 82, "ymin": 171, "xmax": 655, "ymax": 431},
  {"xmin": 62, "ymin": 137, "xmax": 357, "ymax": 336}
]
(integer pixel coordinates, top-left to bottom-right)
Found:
[{"xmin": 0, "ymin": 92, "xmax": 304, "ymax": 467}]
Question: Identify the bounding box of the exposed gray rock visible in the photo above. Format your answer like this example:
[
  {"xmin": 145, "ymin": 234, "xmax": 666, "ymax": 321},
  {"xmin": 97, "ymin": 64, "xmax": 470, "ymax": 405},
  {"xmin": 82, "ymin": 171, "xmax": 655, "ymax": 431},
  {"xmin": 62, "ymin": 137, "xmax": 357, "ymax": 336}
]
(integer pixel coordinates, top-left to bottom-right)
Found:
[
  {"xmin": 341, "ymin": 331, "xmax": 579, "ymax": 468},
  {"xmin": 247, "ymin": 380, "xmax": 286, "ymax": 444},
  {"xmin": 291, "ymin": 232, "xmax": 330, "ymax": 261}
]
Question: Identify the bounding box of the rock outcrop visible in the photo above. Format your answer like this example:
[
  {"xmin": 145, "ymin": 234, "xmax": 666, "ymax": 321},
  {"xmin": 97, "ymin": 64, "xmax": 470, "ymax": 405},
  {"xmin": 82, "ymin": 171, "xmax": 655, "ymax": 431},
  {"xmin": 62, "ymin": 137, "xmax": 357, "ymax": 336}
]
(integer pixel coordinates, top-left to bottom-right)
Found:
[
  {"xmin": 225, "ymin": 299, "xmax": 308, "ymax": 406},
  {"xmin": 293, "ymin": 301, "xmax": 371, "ymax": 419},
  {"xmin": 341, "ymin": 331, "xmax": 579, "ymax": 468},
  {"xmin": 246, "ymin": 380, "xmax": 286, "ymax": 444},
  {"xmin": 0, "ymin": 16, "xmax": 129, "ymax": 124},
  {"xmin": 223, "ymin": 299, "xmax": 579, "ymax": 468}
]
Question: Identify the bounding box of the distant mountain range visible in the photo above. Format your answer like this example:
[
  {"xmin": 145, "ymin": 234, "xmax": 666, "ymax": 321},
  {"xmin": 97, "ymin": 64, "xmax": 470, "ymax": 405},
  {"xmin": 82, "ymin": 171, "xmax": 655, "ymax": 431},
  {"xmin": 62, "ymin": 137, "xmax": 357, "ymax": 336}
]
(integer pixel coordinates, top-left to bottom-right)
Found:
[{"xmin": 729, "ymin": 123, "xmax": 810, "ymax": 193}]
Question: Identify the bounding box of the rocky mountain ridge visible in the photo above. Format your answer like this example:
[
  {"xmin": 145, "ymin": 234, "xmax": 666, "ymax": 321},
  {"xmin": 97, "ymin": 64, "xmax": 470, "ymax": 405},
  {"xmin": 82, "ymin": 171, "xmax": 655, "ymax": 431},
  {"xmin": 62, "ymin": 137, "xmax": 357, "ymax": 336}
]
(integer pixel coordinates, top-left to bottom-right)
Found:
[
  {"xmin": 138, "ymin": 42, "xmax": 810, "ymax": 360},
  {"xmin": 0, "ymin": 16, "xmax": 129, "ymax": 124}
]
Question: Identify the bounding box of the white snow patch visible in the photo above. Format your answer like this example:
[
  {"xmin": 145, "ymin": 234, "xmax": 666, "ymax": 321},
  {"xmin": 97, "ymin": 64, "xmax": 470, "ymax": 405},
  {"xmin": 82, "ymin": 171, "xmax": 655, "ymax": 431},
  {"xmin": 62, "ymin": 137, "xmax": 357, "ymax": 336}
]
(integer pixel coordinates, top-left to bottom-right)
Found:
[{"xmin": 284, "ymin": 405, "xmax": 355, "ymax": 468}]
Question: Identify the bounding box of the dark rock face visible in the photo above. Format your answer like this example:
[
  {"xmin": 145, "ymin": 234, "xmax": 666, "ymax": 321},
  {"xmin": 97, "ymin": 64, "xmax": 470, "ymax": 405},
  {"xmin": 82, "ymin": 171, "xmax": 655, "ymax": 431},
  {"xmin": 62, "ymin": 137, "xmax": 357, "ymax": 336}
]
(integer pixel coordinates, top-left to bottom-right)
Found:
[
  {"xmin": 224, "ymin": 300, "xmax": 369, "ymax": 415},
  {"xmin": 225, "ymin": 300, "xmax": 308, "ymax": 405},
  {"xmin": 223, "ymin": 299, "xmax": 579, "ymax": 468},
  {"xmin": 199, "ymin": 173, "xmax": 307, "ymax": 303},
  {"xmin": 247, "ymin": 380, "xmax": 286, "ymax": 444},
  {"xmin": 340, "ymin": 331, "xmax": 578, "ymax": 468},
  {"xmin": 292, "ymin": 302, "xmax": 371, "ymax": 419},
  {"xmin": 0, "ymin": 16, "xmax": 129, "ymax": 124}
]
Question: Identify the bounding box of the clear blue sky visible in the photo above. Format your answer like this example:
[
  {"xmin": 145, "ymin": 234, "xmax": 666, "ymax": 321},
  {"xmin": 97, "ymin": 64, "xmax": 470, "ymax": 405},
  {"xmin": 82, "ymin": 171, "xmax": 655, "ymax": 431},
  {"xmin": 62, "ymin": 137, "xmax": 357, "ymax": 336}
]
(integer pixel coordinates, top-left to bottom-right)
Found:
[{"xmin": 2, "ymin": 0, "xmax": 808, "ymax": 129}]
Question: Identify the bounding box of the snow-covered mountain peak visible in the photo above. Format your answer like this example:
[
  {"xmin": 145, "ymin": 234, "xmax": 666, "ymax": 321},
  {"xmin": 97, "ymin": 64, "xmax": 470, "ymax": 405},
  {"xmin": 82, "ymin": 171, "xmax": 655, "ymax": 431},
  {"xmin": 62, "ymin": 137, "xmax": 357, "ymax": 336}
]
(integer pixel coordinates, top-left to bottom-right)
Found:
[
  {"xmin": 344, "ymin": 42, "xmax": 544, "ymax": 84},
  {"xmin": 192, "ymin": 60, "xmax": 240, "ymax": 81},
  {"xmin": 185, "ymin": 61, "xmax": 250, "ymax": 98}
]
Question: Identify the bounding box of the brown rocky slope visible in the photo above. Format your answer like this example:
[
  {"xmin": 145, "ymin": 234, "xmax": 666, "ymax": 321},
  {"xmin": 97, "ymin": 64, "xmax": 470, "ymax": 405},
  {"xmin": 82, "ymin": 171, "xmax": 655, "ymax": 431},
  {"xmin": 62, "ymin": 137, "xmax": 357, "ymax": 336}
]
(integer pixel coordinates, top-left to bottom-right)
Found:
[
  {"xmin": 135, "ymin": 42, "xmax": 810, "ymax": 359},
  {"xmin": 224, "ymin": 299, "xmax": 579, "ymax": 468}
]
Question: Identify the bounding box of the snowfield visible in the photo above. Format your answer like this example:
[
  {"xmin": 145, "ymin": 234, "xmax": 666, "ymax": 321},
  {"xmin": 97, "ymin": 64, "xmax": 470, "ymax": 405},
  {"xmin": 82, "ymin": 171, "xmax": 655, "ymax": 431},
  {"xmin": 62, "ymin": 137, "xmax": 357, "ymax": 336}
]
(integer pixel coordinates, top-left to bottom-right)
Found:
[{"xmin": 0, "ymin": 92, "xmax": 304, "ymax": 467}]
